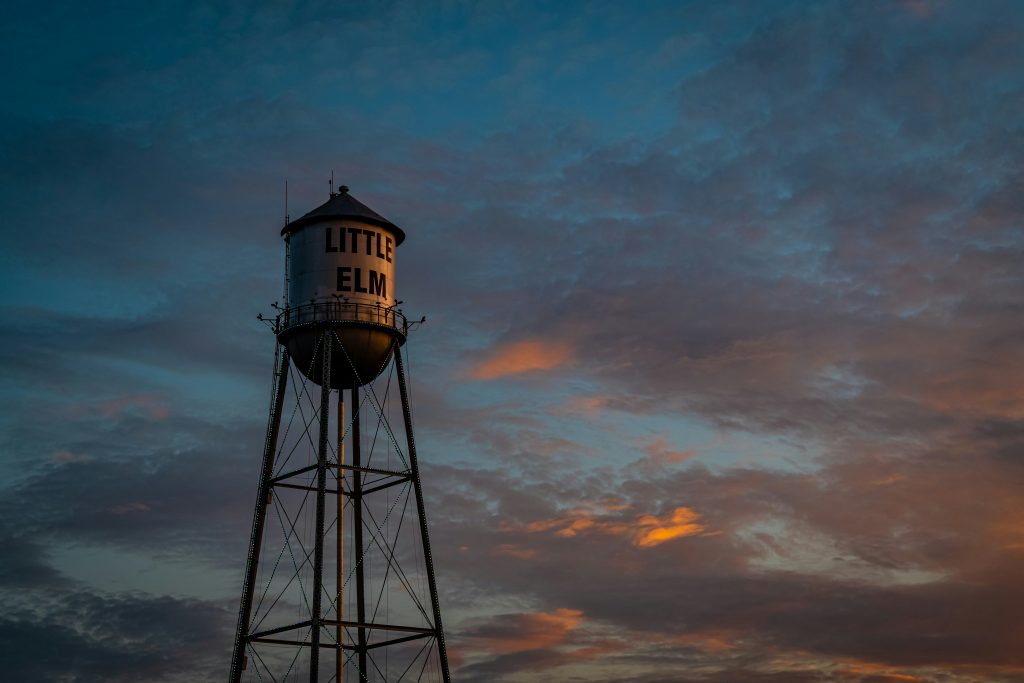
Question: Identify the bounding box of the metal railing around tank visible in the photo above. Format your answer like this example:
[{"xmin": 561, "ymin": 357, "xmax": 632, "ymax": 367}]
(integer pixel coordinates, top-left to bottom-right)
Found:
[{"xmin": 278, "ymin": 300, "xmax": 406, "ymax": 333}]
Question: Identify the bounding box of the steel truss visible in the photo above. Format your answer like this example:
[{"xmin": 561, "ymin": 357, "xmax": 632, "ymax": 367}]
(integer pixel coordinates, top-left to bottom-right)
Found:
[{"xmin": 229, "ymin": 327, "xmax": 450, "ymax": 683}]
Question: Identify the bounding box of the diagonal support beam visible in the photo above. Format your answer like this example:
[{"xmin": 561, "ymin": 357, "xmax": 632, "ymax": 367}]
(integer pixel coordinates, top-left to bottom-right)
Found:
[
  {"xmin": 248, "ymin": 619, "xmax": 314, "ymax": 641},
  {"xmin": 394, "ymin": 344, "xmax": 452, "ymax": 682},
  {"xmin": 310, "ymin": 331, "xmax": 331, "ymax": 682},
  {"xmin": 366, "ymin": 632, "xmax": 433, "ymax": 650},
  {"xmin": 332, "ymin": 462, "xmax": 411, "ymax": 479},
  {"xmin": 269, "ymin": 463, "xmax": 318, "ymax": 484},
  {"xmin": 322, "ymin": 619, "xmax": 437, "ymax": 635}
]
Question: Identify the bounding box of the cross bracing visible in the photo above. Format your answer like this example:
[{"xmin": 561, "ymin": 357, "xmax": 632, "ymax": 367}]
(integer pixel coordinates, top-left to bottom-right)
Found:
[{"xmin": 229, "ymin": 329, "xmax": 450, "ymax": 683}]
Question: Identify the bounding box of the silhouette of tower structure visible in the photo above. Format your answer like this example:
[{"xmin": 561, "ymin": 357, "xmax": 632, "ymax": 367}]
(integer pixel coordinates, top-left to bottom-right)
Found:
[{"xmin": 228, "ymin": 186, "xmax": 450, "ymax": 683}]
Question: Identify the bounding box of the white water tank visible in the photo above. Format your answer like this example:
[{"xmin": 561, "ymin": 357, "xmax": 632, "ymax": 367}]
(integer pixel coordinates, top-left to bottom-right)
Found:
[{"xmin": 278, "ymin": 186, "xmax": 406, "ymax": 388}]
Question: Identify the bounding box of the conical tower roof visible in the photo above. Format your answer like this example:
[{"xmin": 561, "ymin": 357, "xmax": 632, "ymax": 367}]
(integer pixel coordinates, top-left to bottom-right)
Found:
[{"xmin": 282, "ymin": 186, "xmax": 405, "ymax": 244}]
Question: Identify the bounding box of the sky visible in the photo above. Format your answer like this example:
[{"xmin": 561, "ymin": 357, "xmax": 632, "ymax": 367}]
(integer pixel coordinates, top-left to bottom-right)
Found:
[{"xmin": 1, "ymin": 0, "xmax": 1023, "ymax": 681}]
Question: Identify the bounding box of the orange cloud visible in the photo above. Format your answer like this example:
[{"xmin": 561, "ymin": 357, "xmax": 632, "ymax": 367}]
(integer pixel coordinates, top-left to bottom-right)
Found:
[
  {"xmin": 519, "ymin": 505, "xmax": 709, "ymax": 548},
  {"xmin": 634, "ymin": 507, "xmax": 708, "ymax": 547},
  {"xmin": 465, "ymin": 608, "xmax": 585, "ymax": 654},
  {"xmin": 455, "ymin": 608, "xmax": 630, "ymax": 674},
  {"xmin": 643, "ymin": 437, "xmax": 697, "ymax": 464},
  {"xmin": 491, "ymin": 543, "xmax": 537, "ymax": 560},
  {"xmin": 522, "ymin": 510, "xmax": 626, "ymax": 538},
  {"xmin": 838, "ymin": 658, "xmax": 923, "ymax": 681},
  {"xmin": 991, "ymin": 512, "xmax": 1024, "ymax": 550},
  {"xmin": 660, "ymin": 628, "xmax": 740, "ymax": 653},
  {"xmin": 922, "ymin": 368, "xmax": 1024, "ymax": 420},
  {"xmin": 468, "ymin": 339, "xmax": 573, "ymax": 380},
  {"xmin": 760, "ymin": 649, "xmax": 934, "ymax": 682},
  {"xmin": 559, "ymin": 394, "xmax": 612, "ymax": 414}
]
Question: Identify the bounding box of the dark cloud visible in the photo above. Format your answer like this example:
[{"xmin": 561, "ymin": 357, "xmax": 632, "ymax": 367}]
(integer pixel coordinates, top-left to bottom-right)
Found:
[
  {"xmin": 0, "ymin": 527, "xmax": 66, "ymax": 589},
  {"xmin": 0, "ymin": 589, "xmax": 233, "ymax": 683},
  {"xmin": 0, "ymin": 412, "xmax": 263, "ymax": 563}
]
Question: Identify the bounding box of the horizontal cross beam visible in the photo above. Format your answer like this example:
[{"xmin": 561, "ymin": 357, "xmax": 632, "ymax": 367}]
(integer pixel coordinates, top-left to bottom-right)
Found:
[
  {"xmin": 249, "ymin": 632, "xmax": 431, "ymax": 652},
  {"xmin": 322, "ymin": 619, "xmax": 436, "ymax": 635}
]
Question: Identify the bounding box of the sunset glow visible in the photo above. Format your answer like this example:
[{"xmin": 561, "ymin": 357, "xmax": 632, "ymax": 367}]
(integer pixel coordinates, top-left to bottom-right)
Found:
[
  {"xmin": 469, "ymin": 339, "xmax": 574, "ymax": 380},
  {"xmin": 2, "ymin": 1, "xmax": 1023, "ymax": 682}
]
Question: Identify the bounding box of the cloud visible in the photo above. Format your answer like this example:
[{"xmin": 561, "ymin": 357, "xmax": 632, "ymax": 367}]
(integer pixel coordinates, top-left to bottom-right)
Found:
[
  {"xmin": 460, "ymin": 608, "xmax": 585, "ymax": 655},
  {"xmin": 514, "ymin": 504, "xmax": 709, "ymax": 548},
  {"xmin": 50, "ymin": 449, "xmax": 89, "ymax": 463},
  {"xmin": 491, "ymin": 543, "xmax": 537, "ymax": 560},
  {"xmin": 2, "ymin": 1, "xmax": 1024, "ymax": 681},
  {"xmin": 0, "ymin": 527, "xmax": 66, "ymax": 589},
  {"xmin": 0, "ymin": 589, "xmax": 233, "ymax": 683},
  {"xmin": 0, "ymin": 410, "xmax": 263, "ymax": 563},
  {"xmin": 452, "ymin": 607, "xmax": 629, "ymax": 682},
  {"xmin": 558, "ymin": 394, "xmax": 613, "ymax": 415},
  {"xmin": 428, "ymin": 435, "xmax": 1024, "ymax": 680},
  {"xmin": 468, "ymin": 339, "xmax": 575, "ymax": 380},
  {"xmin": 641, "ymin": 437, "xmax": 697, "ymax": 464},
  {"xmin": 93, "ymin": 394, "xmax": 171, "ymax": 421},
  {"xmin": 634, "ymin": 507, "xmax": 709, "ymax": 547}
]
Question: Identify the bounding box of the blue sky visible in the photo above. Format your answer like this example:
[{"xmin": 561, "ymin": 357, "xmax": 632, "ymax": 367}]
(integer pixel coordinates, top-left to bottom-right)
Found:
[{"xmin": 2, "ymin": 1, "xmax": 1024, "ymax": 681}]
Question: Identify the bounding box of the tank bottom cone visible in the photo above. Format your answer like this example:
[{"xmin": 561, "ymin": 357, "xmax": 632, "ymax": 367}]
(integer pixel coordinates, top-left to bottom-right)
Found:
[{"xmin": 278, "ymin": 321, "xmax": 404, "ymax": 389}]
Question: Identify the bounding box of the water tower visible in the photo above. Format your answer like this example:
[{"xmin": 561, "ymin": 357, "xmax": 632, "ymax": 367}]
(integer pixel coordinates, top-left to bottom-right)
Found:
[{"xmin": 228, "ymin": 185, "xmax": 451, "ymax": 683}]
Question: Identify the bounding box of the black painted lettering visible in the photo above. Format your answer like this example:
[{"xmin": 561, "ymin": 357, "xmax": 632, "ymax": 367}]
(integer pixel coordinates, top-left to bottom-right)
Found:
[
  {"xmin": 361, "ymin": 229, "xmax": 375, "ymax": 255},
  {"xmin": 369, "ymin": 270, "xmax": 387, "ymax": 297},
  {"xmin": 336, "ymin": 266, "xmax": 352, "ymax": 292},
  {"xmin": 354, "ymin": 267, "xmax": 368, "ymax": 293},
  {"xmin": 385, "ymin": 236, "xmax": 393, "ymax": 263},
  {"xmin": 347, "ymin": 227, "xmax": 360, "ymax": 252},
  {"xmin": 375, "ymin": 232, "xmax": 385, "ymax": 259},
  {"xmin": 325, "ymin": 227, "xmax": 338, "ymax": 252}
]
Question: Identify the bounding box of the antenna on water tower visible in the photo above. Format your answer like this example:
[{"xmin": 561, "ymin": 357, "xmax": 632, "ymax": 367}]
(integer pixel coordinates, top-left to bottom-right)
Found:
[{"xmin": 228, "ymin": 184, "xmax": 451, "ymax": 683}]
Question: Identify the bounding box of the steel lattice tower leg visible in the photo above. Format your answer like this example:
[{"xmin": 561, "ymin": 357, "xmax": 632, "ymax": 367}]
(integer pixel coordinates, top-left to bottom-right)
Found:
[
  {"xmin": 351, "ymin": 383, "xmax": 368, "ymax": 677},
  {"xmin": 336, "ymin": 390, "xmax": 345, "ymax": 683},
  {"xmin": 394, "ymin": 346, "xmax": 451, "ymax": 682},
  {"xmin": 229, "ymin": 346, "xmax": 290, "ymax": 683},
  {"xmin": 309, "ymin": 334, "xmax": 331, "ymax": 680}
]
